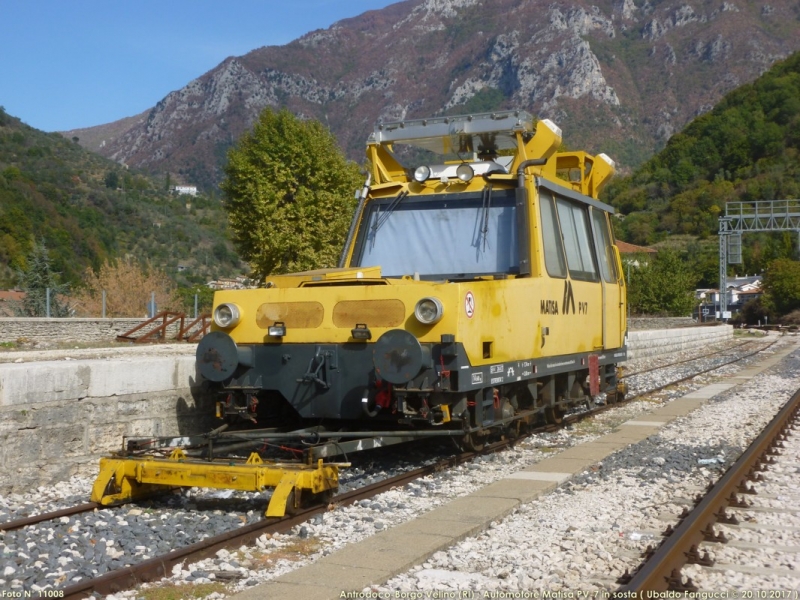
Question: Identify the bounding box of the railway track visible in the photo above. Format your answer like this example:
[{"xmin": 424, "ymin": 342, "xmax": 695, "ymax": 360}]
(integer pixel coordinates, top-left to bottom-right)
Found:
[
  {"xmin": 617, "ymin": 385, "xmax": 800, "ymax": 593},
  {"xmin": 620, "ymin": 339, "xmax": 754, "ymax": 379},
  {"xmin": 8, "ymin": 341, "xmax": 769, "ymax": 527},
  {"xmin": 1, "ymin": 336, "xmax": 782, "ymax": 598},
  {"xmin": 622, "ymin": 338, "xmax": 777, "ymax": 399},
  {"xmin": 4, "ymin": 339, "xmax": 772, "ymax": 534},
  {"xmin": 59, "ymin": 444, "xmax": 505, "ymax": 599}
]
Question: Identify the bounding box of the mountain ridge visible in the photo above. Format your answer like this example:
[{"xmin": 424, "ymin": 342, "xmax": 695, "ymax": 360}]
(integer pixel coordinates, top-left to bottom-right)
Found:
[{"xmin": 64, "ymin": 0, "xmax": 800, "ymax": 189}]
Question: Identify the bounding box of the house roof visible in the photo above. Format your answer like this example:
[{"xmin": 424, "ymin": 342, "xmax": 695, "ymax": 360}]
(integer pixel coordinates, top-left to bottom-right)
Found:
[
  {"xmin": 729, "ymin": 275, "xmax": 762, "ymax": 287},
  {"xmin": 0, "ymin": 290, "xmax": 25, "ymax": 317},
  {"xmin": 0, "ymin": 290, "xmax": 25, "ymax": 302},
  {"xmin": 616, "ymin": 241, "xmax": 657, "ymax": 254}
]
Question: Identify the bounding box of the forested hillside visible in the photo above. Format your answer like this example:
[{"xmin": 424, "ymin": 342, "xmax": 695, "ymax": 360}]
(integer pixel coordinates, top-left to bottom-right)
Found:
[
  {"xmin": 0, "ymin": 107, "xmax": 242, "ymax": 289},
  {"xmin": 605, "ymin": 51, "xmax": 800, "ymax": 248}
]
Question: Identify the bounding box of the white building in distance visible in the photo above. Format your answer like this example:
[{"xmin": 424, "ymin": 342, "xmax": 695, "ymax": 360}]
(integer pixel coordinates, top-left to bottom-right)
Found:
[{"xmin": 172, "ymin": 185, "xmax": 198, "ymax": 196}]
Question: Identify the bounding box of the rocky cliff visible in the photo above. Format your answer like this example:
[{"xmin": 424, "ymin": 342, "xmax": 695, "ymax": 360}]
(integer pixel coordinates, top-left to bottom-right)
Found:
[{"xmin": 64, "ymin": 0, "xmax": 800, "ymax": 188}]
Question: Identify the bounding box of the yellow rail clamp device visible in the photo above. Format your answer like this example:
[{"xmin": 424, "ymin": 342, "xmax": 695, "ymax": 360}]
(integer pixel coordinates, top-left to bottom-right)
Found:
[{"xmin": 91, "ymin": 452, "xmax": 345, "ymax": 517}]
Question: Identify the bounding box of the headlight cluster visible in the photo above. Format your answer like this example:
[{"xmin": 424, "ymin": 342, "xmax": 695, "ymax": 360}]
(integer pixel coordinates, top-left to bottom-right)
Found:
[
  {"xmin": 414, "ymin": 297, "xmax": 444, "ymax": 325},
  {"xmin": 413, "ymin": 164, "xmax": 475, "ymax": 183},
  {"xmin": 213, "ymin": 303, "xmax": 241, "ymax": 328}
]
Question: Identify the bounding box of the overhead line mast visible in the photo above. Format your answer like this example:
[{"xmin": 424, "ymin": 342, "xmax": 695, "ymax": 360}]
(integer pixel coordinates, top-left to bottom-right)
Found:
[{"xmin": 718, "ymin": 199, "xmax": 800, "ymax": 315}]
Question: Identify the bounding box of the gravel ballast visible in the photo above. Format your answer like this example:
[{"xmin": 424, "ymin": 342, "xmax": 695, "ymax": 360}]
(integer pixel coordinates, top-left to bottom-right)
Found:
[{"xmin": 0, "ymin": 335, "xmax": 793, "ymax": 597}]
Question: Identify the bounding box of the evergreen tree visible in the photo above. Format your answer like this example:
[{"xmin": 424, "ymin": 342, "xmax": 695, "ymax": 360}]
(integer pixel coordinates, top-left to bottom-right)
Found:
[
  {"xmin": 221, "ymin": 108, "xmax": 363, "ymax": 278},
  {"xmin": 14, "ymin": 240, "xmax": 71, "ymax": 317}
]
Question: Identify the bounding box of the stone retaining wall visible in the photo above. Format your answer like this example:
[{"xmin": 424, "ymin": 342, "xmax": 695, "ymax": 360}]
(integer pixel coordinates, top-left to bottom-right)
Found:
[
  {"xmin": 0, "ymin": 354, "xmax": 215, "ymax": 494},
  {"xmin": 627, "ymin": 325, "xmax": 733, "ymax": 360},
  {"xmin": 627, "ymin": 317, "xmax": 697, "ymax": 330},
  {"xmin": 0, "ymin": 318, "xmax": 150, "ymax": 344}
]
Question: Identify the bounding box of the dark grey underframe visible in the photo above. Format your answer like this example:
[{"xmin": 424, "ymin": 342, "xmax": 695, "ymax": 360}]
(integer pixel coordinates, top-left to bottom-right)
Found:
[{"xmin": 453, "ymin": 346, "xmax": 628, "ymax": 393}]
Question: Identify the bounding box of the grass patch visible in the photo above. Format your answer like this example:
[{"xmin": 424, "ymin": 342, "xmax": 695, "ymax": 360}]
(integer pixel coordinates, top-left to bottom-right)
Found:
[
  {"xmin": 140, "ymin": 582, "xmax": 228, "ymax": 600},
  {"xmin": 250, "ymin": 539, "xmax": 322, "ymax": 568},
  {"xmin": 733, "ymin": 329, "xmax": 767, "ymax": 337}
]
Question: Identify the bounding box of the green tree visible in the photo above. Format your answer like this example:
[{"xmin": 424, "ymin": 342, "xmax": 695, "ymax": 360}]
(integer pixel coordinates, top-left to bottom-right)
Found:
[
  {"xmin": 762, "ymin": 258, "xmax": 800, "ymax": 316},
  {"xmin": 735, "ymin": 298, "xmax": 773, "ymax": 326},
  {"xmin": 176, "ymin": 284, "xmax": 214, "ymax": 316},
  {"xmin": 220, "ymin": 108, "xmax": 363, "ymax": 278},
  {"xmin": 104, "ymin": 170, "xmax": 119, "ymax": 189},
  {"xmin": 14, "ymin": 240, "xmax": 71, "ymax": 317},
  {"xmin": 627, "ymin": 249, "xmax": 698, "ymax": 316}
]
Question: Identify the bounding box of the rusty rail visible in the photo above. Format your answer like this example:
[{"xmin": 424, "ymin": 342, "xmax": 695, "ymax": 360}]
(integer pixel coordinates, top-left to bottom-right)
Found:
[
  {"xmin": 617, "ymin": 386, "xmax": 800, "ymax": 592},
  {"xmin": 0, "ymin": 502, "xmax": 102, "ymax": 532}
]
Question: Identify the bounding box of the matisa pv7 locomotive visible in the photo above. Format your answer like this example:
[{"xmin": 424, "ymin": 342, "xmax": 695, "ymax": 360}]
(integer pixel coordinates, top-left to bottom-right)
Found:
[{"xmin": 197, "ymin": 110, "xmax": 627, "ymax": 450}]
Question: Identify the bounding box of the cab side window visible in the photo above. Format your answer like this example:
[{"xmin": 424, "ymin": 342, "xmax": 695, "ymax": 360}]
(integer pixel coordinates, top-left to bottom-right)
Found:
[
  {"xmin": 539, "ymin": 190, "xmax": 567, "ymax": 278},
  {"xmin": 591, "ymin": 208, "xmax": 618, "ymax": 283},
  {"xmin": 555, "ymin": 197, "xmax": 599, "ymax": 282}
]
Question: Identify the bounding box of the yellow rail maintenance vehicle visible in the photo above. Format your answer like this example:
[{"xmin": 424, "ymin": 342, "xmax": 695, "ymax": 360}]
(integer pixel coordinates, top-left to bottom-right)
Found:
[{"xmin": 197, "ymin": 109, "xmax": 628, "ymax": 452}]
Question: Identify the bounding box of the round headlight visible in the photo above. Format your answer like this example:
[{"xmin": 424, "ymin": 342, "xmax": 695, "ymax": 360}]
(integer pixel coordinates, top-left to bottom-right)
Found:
[
  {"xmin": 456, "ymin": 163, "xmax": 474, "ymax": 182},
  {"xmin": 413, "ymin": 165, "xmax": 431, "ymax": 182},
  {"xmin": 414, "ymin": 297, "xmax": 444, "ymax": 325},
  {"xmin": 213, "ymin": 303, "xmax": 241, "ymax": 328}
]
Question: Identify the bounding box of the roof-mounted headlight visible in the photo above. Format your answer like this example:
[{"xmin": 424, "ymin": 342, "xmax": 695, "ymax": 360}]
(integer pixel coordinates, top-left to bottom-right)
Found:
[
  {"xmin": 456, "ymin": 164, "xmax": 474, "ymax": 182},
  {"xmin": 413, "ymin": 165, "xmax": 431, "ymax": 182},
  {"xmin": 213, "ymin": 303, "xmax": 241, "ymax": 328},
  {"xmin": 415, "ymin": 297, "xmax": 444, "ymax": 325}
]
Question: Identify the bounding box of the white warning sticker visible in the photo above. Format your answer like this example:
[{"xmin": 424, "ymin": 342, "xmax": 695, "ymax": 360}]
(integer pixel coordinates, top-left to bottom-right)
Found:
[{"xmin": 465, "ymin": 291, "xmax": 475, "ymax": 318}]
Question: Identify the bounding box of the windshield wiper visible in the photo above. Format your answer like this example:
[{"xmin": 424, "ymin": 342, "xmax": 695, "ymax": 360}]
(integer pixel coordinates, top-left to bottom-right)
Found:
[
  {"xmin": 372, "ymin": 190, "xmax": 409, "ymax": 234},
  {"xmin": 480, "ymin": 183, "xmax": 493, "ymax": 251}
]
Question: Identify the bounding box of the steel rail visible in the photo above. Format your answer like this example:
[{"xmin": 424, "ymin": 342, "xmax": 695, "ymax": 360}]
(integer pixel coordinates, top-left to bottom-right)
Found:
[
  {"xmin": 0, "ymin": 502, "xmax": 102, "ymax": 532},
  {"xmin": 616, "ymin": 385, "xmax": 800, "ymax": 592}
]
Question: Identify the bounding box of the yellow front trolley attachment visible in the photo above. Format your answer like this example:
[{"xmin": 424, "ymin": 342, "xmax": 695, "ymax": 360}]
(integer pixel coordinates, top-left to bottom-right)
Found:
[{"xmin": 91, "ymin": 450, "xmax": 344, "ymax": 518}]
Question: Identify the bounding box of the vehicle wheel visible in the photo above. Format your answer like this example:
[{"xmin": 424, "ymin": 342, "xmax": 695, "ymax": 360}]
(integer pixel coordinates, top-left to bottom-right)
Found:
[
  {"xmin": 545, "ymin": 405, "xmax": 565, "ymax": 425},
  {"xmin": 502, "ymin": 420, "xmax": 522, "ymax": 441},
  {"xmin": 460, "ymin": 432, "xmax": 486, "ymax": 452}
]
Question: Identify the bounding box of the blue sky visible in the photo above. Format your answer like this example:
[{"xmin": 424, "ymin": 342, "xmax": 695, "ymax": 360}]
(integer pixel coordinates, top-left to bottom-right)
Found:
[{"xmin": 2, "ymin": 0, "xmax": 400, "ymax": 132}]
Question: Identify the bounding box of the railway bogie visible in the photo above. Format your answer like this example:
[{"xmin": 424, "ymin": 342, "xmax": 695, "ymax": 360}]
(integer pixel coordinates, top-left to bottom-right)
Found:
[{"xmin": 197, "ymin": 109, "xmax": 628, "ymax": 449}]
